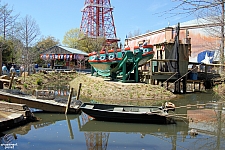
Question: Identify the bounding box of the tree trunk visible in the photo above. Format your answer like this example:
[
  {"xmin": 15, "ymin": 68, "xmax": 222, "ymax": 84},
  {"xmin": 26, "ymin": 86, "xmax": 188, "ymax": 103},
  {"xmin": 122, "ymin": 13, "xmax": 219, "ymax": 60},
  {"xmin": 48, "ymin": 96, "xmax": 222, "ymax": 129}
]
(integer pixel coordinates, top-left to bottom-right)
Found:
[
  {"xmin": 220, "ymin": 1, "xmax": 224, "ymax": 73},
  {"xmin": 0, "ymin": 49, "xmax": 2, "ymax": 76}
]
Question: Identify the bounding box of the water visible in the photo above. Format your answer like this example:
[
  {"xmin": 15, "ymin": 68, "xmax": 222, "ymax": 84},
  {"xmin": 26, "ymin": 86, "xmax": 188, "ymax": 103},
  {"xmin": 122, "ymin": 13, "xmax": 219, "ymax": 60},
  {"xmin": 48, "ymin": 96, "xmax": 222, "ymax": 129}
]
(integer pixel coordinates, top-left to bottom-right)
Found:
[{"xmin": 1, "ymin": 90, "xmax": 225, "ymax": 150}]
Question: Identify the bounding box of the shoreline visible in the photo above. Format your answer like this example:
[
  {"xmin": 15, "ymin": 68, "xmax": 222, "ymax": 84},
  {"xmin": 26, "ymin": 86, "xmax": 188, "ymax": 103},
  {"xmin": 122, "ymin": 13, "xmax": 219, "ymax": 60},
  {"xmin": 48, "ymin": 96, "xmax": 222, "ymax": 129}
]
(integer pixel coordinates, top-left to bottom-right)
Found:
[{"xmin": 69, "ymin": 74, "xmax": 177, "ymax": 105}]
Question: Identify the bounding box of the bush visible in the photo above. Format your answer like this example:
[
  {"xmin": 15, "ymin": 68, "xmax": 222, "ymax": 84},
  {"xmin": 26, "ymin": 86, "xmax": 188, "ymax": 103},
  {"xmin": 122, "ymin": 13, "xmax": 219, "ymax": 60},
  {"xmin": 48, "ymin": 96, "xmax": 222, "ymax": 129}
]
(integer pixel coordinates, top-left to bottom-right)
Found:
[
  {"xmin": 36, "ymin": 79, "xmax": 42, "ymax": 85},
  {"xmin": 23, "ymin": 83, "xmax": 28, "ymax": 89}
]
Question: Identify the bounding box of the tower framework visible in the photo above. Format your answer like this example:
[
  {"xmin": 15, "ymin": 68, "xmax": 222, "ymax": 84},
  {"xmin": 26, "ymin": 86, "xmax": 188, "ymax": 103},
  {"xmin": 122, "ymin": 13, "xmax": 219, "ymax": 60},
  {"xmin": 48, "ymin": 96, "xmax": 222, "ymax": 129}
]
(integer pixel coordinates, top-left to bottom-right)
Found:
[{"xmin": 80, "ymin": 0, "xmax": 117, "ymax": 41}]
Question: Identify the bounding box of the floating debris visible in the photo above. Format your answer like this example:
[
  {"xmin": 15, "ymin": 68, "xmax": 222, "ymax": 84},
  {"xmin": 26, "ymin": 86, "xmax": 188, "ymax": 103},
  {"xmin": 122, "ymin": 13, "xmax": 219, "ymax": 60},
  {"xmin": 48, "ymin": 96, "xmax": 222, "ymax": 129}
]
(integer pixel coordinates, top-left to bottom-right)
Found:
[{"xmin": 188, "ymin": 129, "xmax": 198, "ymax": 136}]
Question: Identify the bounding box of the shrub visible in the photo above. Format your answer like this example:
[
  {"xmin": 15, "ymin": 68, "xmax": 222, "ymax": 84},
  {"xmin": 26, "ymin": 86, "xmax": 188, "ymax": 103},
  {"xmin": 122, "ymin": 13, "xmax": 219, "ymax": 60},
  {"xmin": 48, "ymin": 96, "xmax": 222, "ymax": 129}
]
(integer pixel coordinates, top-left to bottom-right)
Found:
[
  {"xmin": 23, "ymin": 83, "xmax": 28, "ymax": 89},
  {"xmin": 36, "ymin": 79, "xmax": 42, "ymax": 85}
]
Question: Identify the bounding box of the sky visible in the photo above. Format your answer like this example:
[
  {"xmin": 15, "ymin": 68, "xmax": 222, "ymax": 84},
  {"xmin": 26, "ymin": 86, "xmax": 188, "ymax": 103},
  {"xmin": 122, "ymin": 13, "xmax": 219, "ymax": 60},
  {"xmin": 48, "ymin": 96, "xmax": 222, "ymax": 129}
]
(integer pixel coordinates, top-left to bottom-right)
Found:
[{"xmin": 5, "ymin": 0, "xmax": 195, "ymax": 45}]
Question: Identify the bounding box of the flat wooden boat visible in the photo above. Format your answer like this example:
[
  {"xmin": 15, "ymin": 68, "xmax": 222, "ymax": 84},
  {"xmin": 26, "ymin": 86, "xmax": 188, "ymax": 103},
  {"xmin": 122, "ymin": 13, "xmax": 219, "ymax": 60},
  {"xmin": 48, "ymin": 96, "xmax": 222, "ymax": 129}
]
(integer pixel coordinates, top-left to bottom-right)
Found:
[{"xmin": 80, "ymin": 102, "xmax": 175, "ymax": 124}]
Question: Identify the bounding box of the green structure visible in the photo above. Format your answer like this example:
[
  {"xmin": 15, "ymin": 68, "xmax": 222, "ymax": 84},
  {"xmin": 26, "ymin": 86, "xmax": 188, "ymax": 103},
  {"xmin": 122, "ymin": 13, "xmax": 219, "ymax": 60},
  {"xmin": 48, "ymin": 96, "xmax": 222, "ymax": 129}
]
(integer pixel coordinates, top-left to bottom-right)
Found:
[{"xmin": 89, "ymin": 45, "xmax": 154, "ymax": 83}]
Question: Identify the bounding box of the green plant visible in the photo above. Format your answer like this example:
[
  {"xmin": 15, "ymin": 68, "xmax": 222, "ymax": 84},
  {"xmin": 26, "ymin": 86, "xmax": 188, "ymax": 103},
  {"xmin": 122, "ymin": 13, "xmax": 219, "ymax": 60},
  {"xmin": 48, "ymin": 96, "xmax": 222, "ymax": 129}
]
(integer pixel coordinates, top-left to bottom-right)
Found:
[
  {"xmin": 23, "ymin": 83, "xmax": 28, "ymax": 89},
  {"xmin": 129, "ymin": 93, "xmax": 133, "ymax": 99},
  {"xmin": 36, "ymin": 79, "xmax": 42, "ymax": 85}
]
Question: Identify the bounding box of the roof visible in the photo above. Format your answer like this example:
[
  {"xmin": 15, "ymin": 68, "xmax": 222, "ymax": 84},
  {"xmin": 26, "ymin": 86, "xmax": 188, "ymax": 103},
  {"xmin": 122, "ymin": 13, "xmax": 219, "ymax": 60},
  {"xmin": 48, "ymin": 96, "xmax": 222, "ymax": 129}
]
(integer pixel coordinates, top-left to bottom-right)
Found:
[
  {"xmin": 58, "ymin": 46, "xmax": 88, "ymax": 55},
  {"xmin": 41, "ymin": 45, "xmax": 88, "ymax": 56}
]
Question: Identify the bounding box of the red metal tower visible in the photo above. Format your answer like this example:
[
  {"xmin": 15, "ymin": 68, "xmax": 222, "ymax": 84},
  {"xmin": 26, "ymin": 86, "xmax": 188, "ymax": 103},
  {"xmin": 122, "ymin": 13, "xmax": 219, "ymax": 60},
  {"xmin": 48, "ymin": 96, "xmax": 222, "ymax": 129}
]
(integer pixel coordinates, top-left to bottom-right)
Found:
[{"xmin": 80, "ymin": 0, "xmax": 117, "ymax": 41}]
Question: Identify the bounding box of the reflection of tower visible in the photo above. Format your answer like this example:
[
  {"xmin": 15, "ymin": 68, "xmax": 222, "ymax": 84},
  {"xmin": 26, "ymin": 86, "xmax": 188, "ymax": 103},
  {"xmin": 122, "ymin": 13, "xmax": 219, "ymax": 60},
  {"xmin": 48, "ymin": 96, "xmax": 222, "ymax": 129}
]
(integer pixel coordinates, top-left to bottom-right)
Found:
[
  {"xmin": 84, "ymin": 132, "xmax": 109, "ymax": 150},
  {"xmin": 80, "ymin": 0, "xmax": 117, "ymax": 40},
  {"xmin": 80, "ymin": 113, "xmax": 110, "ymax": 150}
]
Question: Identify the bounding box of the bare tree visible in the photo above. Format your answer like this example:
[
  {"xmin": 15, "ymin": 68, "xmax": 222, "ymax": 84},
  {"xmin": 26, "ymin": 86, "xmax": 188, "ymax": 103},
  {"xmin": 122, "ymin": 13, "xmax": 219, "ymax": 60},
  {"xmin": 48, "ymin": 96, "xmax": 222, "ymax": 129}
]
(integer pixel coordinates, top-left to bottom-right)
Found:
[
  {"xmin": 166, "ymin": 0, "xmax": 224, "ymax": 65},
  {"xmin": 0, "ymin": 3, "xmax": 19, "ymax": 40},
  {"xmin": 127, "ymin": 29, "xmax": 142, "ymax": 38},
  {"xmin": 0, "ymin": 2, "xmax": 19, "ymax": 75},
  {"xmin": 17, "ymin": 15, "xmax": 40, "ymax": 76}
]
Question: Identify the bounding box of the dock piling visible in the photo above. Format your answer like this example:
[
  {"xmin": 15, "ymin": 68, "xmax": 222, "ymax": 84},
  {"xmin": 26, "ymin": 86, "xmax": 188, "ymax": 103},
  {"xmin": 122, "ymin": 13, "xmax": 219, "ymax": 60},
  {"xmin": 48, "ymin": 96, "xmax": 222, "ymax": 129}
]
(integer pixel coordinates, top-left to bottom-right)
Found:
[
  {"xmin": 9, "ymin": 72, "xmax": 15, "ymax": 89},
  {"xmin": 76, "ymin": 83, "xmax": 82, "ymax": 100},
  {"xmin": 65, "ymin": 88, "xmax": 74, "ymax": 114}
]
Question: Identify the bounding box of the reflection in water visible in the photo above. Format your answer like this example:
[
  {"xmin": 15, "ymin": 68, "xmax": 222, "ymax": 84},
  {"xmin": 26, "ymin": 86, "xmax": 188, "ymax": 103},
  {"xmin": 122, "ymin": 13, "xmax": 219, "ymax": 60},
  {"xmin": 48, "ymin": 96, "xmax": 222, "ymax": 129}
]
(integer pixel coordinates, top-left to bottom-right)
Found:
[
  {"xmin": 80, "ymin": 113, "xmax": 110, "ymax": 150},
  {"xmin": 0, "ymin": 91, "xmax": 225, "ymax": 149},
  {"xmin": 65, "ymin": 115, "xmax": 74, "ymax": 139},
  {"xmin": 79, "ymin": 112, "xmax": 188, "ymax": 150},
  {"xmin": 0, "ymin": 133, "xmax": 17, "ymax": 144}
]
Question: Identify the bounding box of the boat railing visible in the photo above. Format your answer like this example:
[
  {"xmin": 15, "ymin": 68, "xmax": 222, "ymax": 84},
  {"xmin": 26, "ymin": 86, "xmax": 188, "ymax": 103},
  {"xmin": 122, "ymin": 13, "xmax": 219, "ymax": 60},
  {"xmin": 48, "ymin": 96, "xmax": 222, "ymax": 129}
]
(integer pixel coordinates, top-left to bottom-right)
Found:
[{"xmin": 88, "ymin": 45, "xmax": 154, "ymax": 62}]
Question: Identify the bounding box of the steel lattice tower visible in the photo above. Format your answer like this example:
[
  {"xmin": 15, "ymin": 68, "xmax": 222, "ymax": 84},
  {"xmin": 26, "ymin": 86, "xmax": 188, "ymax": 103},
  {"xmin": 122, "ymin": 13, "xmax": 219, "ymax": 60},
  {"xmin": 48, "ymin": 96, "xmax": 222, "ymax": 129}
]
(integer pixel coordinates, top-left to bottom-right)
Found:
[{"xmin": 80, "ymin": 0, "xmax": 117, "ymax": 41}]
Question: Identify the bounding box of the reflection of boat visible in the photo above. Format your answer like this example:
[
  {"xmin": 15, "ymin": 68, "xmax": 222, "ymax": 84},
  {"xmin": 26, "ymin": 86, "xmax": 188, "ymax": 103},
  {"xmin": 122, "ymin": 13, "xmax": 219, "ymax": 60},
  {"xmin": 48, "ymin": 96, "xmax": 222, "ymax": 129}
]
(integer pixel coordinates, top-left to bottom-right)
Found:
[
  {"xmin": 80, "ymin": 102, "xmax": 175, "ymax": 124},
  {"xmin": 78, "ymin": 112, "xmax": 188, "ymax": 150},
  {"xmin": 79, "ymin": 118, "xmax": 188, "ymax": 135},
  {"xmin": 88, "ymin": 45, "xmax": 154, "ymax": 81},
  {"xmin": 3, "ymin": 113, "xmax": 79, "ymax": 136}
]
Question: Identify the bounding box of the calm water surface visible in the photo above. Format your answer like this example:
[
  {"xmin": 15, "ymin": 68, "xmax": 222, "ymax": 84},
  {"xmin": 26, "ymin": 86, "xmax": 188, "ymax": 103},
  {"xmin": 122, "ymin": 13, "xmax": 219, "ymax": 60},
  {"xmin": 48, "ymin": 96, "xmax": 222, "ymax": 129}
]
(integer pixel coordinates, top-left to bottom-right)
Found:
[{"xmin": 0, "ymin": 90, "xmax": 225, "ymax": 150}]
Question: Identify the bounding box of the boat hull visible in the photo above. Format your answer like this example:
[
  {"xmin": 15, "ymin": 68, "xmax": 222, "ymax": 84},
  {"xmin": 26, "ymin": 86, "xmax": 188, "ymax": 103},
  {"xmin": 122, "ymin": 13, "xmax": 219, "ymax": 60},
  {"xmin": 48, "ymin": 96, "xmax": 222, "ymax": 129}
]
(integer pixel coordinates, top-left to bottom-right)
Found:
[
  {"xmin": 80, "ymin": 103, "xmax": 175, "ymax": 124},
  {"xmin": 139, "ymin": 52, "xmax": 154, "ymax": 66},
  {"xmin": 88, "ymin": 47, "xmax": 154, "ymax": 77},
  {"xmin": 89, "ymin": 60, "xmax": 120, "ymax": 76}
]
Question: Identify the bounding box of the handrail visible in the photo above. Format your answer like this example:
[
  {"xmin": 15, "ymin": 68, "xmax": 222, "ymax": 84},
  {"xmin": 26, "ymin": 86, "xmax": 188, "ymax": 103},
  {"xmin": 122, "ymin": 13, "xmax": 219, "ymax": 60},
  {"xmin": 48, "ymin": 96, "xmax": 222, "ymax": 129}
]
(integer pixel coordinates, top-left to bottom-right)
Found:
[
  {"xmin": 171, "ymin": 64, "xmax": 203, "ymax": 85},
  {"xmin": 160, "ymin": 63, "xmax": 203, "ymax": 89},
  {"xmin": 161, "ymin": 72, "xmax": 178, "ymax": 86},
  {"xmin": 148, "ymin": 59, "xmax": 177, "ymax": 62}
]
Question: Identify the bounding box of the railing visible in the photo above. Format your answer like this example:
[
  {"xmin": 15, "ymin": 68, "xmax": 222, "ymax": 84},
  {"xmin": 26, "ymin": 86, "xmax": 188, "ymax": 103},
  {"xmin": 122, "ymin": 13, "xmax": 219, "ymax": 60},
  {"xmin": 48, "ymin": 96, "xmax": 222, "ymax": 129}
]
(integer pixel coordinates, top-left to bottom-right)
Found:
[
  {"xmin": 143, "ymin": 59, "xmax": 178, "ymax": 74},
  {"xmin": 188, "ymin": 62, "xmax": 225, "ymax": 74}
]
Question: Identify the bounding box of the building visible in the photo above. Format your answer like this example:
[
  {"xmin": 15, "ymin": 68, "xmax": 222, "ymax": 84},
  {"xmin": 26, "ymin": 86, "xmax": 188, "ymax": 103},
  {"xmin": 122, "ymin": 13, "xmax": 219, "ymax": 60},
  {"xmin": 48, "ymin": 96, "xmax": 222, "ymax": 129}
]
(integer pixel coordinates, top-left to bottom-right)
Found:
[
  {"xmin": 126, "ymin": 19, "xmax": 221, "ymax": 64},
  {"xmin": 40, "ymin": 45, "xmax": 88, "ymax": 69}
]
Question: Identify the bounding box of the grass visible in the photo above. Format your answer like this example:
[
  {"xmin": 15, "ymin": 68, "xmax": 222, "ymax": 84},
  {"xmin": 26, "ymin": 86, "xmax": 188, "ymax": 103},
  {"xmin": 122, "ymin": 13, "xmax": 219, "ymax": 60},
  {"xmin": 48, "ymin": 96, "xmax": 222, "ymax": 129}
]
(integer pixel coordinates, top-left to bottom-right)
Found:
[
  {"xmin": 70, "ymin": 74, "xmax": 176, "ymax": 106},
  {"xmin": 13, "ymin": 72, "xmax": 177, "ymax": 106}
]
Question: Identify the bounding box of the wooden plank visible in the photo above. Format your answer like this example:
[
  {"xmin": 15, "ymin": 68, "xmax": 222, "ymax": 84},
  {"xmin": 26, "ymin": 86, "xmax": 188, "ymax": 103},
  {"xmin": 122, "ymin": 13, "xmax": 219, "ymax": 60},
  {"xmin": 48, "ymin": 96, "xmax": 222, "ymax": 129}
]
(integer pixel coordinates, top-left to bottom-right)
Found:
[
  {"xmin": 0, "ymin": 90, "xmax": 79, "ymax": 113},
  {"xmin": 85, "ymin": 105, "xmax": 94, "ymax": 109},
  {"xmin": 139, "ymin": 108, "xmax": 150, "ymax": 112},
  {"xmin": 0, "ymin": 79, "xmax": 10, "ymax": 83},
  {"xmin": 113, "ymin": 107, "xmax": 123, "ymax": 111}
]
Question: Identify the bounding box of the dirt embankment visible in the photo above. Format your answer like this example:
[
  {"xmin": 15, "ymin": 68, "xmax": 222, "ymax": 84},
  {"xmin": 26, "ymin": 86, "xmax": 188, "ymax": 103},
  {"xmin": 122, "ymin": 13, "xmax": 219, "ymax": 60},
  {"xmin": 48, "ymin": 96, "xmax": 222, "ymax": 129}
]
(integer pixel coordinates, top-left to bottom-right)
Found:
[
  {"xmin": 15, "ymin": 72, "xmax": 176, "ymax": 106},
  {"xmin": 69, "ymin": 74, "xmax": 176, "ymax": 105},
  {"xmin": 16, "ymin": 72, "xmax": 76, "ymax": 92}
]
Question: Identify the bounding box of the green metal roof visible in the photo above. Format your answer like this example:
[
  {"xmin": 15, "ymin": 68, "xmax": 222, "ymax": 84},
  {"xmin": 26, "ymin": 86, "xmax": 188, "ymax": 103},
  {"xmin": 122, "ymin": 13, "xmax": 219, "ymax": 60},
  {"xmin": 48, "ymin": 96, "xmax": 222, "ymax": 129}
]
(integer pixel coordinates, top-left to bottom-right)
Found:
[
  {"xmin": 42, "ymin": 45, "xmax": 88, "ymax": 56},
  {"xmin": 58, "ymin": 46, "xmax": 88, "ymax": 55}
]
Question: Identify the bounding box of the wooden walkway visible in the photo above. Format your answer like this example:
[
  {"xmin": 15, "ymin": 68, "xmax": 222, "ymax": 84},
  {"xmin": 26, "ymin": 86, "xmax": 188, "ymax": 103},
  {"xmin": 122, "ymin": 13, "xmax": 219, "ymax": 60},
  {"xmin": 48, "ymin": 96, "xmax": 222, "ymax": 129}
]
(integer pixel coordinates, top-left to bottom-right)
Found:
[{"xmin": 0, "ymin": 90, "xmax": 80, "ymax": 114}]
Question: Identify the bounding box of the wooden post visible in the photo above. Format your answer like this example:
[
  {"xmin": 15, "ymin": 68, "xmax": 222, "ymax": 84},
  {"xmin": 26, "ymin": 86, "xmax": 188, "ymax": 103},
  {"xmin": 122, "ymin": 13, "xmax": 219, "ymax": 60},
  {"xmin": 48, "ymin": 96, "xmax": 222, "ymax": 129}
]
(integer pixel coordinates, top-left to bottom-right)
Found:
[
  {"xmin": 76, "ymin": 83, "xmax": 82, "ymax": 100},
  {"xmin": 65, "ymin": 115, "xmax": 74, "ymax": 139},
  {"xmin": 9, "ymin": 72, "xmax": 15, "ymax": 89},
  {"xmin": 182, "ymin": 76, "xmax": 187, "ymax": 94},
  {"xmin": 65, "ymin": 88, "xmax": 74, "ymax": 114}
]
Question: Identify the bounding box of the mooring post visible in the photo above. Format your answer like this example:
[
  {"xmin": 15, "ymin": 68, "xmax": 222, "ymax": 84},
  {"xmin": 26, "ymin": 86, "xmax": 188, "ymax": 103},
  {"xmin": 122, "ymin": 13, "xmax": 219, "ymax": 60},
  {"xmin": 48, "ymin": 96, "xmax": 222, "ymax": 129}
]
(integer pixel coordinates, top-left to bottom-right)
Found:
[
  {"xmin": 65, "ymin": 115, "xmax": 74, "ymax": 139},
  {"xmin": 9, "ymin": 72, "xmax": 15, "ymax": 89},
  {"xmin": 65, "ymin": 88, "xmax": 74, "ymax": 114},
  {"xmin": 76, "ymin": 83, "xmax": 82, "ymax": 100}
]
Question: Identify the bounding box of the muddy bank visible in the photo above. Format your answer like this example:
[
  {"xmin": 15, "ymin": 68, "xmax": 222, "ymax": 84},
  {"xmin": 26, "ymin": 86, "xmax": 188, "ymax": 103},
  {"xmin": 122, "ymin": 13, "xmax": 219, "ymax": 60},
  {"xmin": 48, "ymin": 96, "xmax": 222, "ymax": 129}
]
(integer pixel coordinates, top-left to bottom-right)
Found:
[
  {"xmin": 14, "ymin": 72, "xmax": 176, "ymax": 106},
  {"xmin": 69, "ymin": 74, "xmax": 176, "ymax": 105}
]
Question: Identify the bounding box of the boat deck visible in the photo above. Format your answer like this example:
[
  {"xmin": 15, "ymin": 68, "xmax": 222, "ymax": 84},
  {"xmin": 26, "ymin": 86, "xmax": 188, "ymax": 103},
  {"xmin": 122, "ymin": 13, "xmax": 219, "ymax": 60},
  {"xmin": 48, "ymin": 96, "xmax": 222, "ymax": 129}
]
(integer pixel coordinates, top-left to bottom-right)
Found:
[{"xmin": 84, "ymin": 104, "xmax": 163, "ymax": 113}]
